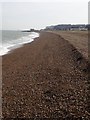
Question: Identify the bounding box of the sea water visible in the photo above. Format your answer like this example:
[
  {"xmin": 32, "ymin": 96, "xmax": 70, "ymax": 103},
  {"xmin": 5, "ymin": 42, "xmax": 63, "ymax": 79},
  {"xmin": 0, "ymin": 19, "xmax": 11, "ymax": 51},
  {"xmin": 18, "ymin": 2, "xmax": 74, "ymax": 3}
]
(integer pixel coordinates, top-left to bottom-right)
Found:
[{"xmin": 0, "ymin": 30, "xmax": 39, "ymax": 56}]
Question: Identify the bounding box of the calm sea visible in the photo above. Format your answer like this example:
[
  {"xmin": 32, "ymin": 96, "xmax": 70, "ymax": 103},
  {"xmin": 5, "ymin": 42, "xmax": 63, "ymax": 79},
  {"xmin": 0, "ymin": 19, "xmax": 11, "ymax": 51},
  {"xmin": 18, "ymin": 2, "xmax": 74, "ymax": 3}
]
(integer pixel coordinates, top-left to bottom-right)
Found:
[{"xmin": 0, "ymin": 30, "xmax": 39, "ymax": 56}]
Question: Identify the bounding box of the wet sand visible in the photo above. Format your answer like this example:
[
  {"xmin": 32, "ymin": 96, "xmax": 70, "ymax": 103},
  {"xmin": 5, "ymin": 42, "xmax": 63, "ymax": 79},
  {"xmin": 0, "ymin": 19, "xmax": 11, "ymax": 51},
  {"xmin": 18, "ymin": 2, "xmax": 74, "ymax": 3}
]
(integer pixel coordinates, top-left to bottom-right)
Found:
[{"xmin": 2, "ymin": 32, "xmax": 89, "ymax": 119}]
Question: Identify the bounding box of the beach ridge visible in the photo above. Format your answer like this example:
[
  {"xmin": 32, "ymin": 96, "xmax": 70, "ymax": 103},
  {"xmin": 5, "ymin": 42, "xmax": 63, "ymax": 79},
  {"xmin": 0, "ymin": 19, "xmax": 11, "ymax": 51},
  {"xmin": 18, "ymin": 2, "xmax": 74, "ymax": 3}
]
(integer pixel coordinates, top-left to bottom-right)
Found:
[{"xmin": 2, "ymin": 32, "xmax": 89, "ymax": 119}]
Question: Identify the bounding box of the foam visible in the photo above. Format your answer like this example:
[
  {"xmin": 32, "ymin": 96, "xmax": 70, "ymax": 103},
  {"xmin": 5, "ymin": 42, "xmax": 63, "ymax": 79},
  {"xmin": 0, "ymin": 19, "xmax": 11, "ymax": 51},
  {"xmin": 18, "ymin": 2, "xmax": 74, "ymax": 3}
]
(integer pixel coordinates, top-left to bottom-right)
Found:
[{"xmin": 0, "ymin": 32, "xmax": 39, "ymax": 56}]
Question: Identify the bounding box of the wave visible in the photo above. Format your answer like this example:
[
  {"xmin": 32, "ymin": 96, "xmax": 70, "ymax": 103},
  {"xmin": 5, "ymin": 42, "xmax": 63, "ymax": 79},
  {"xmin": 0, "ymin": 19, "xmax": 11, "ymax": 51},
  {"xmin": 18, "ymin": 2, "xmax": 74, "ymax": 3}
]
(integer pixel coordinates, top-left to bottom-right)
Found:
[{"xmin": 0, "ymin": 32, "xmax": 39, "ymax": 56}]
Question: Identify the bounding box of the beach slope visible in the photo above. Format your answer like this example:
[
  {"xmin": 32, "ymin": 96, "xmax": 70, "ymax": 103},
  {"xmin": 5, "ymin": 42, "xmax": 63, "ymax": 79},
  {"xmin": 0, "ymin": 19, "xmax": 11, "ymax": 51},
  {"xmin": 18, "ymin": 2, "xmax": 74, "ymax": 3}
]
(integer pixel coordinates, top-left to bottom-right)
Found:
[{"xmin": 2, "ymin": 32, "xmax": 89, "ymax": 119}]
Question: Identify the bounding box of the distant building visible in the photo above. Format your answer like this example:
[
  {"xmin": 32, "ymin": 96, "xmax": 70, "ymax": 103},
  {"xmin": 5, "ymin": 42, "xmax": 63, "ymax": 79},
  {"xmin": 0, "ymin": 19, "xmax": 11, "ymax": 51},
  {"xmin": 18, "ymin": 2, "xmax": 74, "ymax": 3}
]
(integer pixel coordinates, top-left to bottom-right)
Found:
[{"xmin": 45, "ymin": 24, "xmax": 88, "ymax": 31}]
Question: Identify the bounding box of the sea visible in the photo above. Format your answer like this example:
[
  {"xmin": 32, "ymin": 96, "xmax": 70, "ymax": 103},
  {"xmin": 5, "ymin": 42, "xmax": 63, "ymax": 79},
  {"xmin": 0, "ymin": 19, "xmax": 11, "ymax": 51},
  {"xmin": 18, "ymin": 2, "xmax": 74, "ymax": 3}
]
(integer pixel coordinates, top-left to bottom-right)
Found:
[{"xmin": 0, "ymin": 30, "xmax": 39, "ymax": 56}]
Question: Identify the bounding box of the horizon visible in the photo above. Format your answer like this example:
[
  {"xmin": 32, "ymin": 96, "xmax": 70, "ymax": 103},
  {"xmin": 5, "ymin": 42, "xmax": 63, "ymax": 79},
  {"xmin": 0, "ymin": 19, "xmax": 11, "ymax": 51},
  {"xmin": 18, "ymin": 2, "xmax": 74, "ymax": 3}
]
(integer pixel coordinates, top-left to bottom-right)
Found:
[{"xmin": 1, "ymin": 23, "xmax": 89, "ymax": 31}]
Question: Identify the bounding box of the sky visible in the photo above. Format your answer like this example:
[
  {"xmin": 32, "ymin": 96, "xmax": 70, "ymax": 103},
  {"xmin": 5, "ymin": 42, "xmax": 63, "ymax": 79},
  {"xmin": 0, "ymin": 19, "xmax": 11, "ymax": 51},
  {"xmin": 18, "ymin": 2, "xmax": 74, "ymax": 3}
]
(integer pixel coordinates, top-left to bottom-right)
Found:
[{"xmin": 0, "ymin": 0, "xmax": 89, "ymax": 30}]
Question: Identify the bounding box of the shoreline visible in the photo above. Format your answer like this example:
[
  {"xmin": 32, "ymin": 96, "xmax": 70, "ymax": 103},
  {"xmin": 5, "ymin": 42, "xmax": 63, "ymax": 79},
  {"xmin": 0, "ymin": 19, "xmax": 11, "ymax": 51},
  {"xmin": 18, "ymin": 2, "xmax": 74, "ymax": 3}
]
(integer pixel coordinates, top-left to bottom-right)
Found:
[
  {"xmin": 0, "ymin": 32, "xmax": 39, "ymax": 56},
  {"xmin": 2, "ymin": 36, "xmax": 40, "ymax": 58},
  {"xmin": 2, "ymin": 32, "xmax": 89, "ymax": 119}
]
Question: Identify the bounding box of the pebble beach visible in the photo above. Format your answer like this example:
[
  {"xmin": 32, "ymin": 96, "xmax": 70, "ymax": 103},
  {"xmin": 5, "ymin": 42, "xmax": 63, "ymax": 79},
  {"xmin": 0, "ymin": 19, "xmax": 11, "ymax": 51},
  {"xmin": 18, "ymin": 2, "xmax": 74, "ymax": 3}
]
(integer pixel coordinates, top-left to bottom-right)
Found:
[{"xmin": 2, "ymin": 32, "xmax": 89, "ymax": 119}]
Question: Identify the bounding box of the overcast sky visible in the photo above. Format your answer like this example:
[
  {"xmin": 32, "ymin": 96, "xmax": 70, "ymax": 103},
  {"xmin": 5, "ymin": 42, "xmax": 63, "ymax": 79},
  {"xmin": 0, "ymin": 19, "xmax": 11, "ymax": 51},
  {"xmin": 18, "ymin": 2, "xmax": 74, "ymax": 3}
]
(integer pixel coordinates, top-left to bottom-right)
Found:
[{"xmin": 0, "ymin": 0, "xmax": 89, "ymax": 30}]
